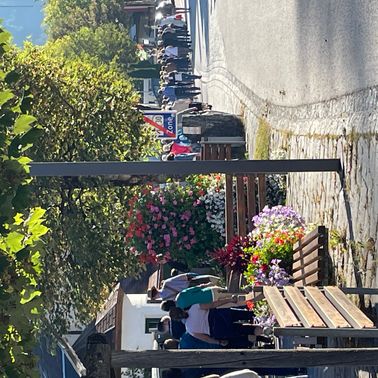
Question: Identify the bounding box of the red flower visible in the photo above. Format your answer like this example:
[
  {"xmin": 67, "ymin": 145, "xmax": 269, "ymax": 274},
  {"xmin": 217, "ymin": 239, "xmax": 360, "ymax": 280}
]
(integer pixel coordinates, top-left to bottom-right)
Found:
[
  {"xmin": 246, "ymin": 300, "xmax": 254, "ymax": 311},
  {"xmin": 252, "ymin": 255, "xmax": 259, "ymax": 263}
]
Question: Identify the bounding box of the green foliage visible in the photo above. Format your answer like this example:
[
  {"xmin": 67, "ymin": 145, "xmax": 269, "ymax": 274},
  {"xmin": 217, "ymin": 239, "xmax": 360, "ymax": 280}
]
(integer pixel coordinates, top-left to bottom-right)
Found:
[
  {"xmin": 0, "ymin": 27, "xmax": 48, "ymax": 377},
  {"xmin": 47, "ymin": 23, "xmax": 138, "ymax": 71},
  {"xmin": 44, "ymin": 0, "xmax": 131, "ymax": 40},
  {"xmin": 7, "ymin": 43, "xmax": 157, "ymax": 333},
  {"xmin": 253, "ymin": 117, "xmax": 271, "ymax": 160}
]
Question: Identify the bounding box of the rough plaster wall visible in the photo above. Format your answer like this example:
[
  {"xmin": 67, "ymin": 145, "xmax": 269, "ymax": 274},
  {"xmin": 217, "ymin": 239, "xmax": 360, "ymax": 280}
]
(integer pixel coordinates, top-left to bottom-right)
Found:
[{"xmin": 196, "ymin": 0, "xmax": 378, "ymax": 295}]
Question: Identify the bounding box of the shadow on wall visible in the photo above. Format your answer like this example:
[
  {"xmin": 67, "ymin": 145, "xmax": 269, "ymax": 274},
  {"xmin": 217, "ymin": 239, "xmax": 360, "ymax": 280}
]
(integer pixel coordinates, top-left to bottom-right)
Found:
[{"xmin": 295, "ymin": 0, "xmax": 370, "ymax": 100}]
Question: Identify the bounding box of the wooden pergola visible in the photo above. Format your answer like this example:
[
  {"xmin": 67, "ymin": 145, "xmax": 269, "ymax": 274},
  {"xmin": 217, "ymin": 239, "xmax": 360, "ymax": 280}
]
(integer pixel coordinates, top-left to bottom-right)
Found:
[{"xmin": 29, "ymin": 158, "xmax": 378, "ymax": 376}]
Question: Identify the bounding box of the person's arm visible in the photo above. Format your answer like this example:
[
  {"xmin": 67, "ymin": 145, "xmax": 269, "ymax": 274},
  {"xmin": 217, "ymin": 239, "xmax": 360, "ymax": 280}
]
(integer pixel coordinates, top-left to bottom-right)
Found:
[
  {"xmin": 191, "ymin": 332, "xmax": 226, "ymax": 346},
  {"xmin": 199, "ymin": 297, "xmax": 237, "ymax": 310}
]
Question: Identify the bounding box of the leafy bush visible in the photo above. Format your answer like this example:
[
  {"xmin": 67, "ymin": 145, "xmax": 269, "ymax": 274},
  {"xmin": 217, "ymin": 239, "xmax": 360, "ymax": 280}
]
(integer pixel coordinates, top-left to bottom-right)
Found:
[
  {"xmin": 0, "ymin": 26, "xmax": 48, "ymax": 376},
  {"xmin": 6, "ymin": 43, "xmax": 157, "ymax": 334}
]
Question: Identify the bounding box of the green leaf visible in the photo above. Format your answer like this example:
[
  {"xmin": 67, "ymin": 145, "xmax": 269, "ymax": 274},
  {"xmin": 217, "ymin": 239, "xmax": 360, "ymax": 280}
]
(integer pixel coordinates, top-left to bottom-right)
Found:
[
  {"xmin": 8, "ymin": 126, "xmax": 43, "ymax": 157},
  {"xmin": 30, "ymin": 251, "xmax": 41, "ymax": 274},
  {"xmin": 14, "ymin": 213, "xmax": 24, "ymax": 225},
  {"xmin": 17, "ymin": 156, "xmax": 32, "ymax": 173},
  {"xmin": 12, "ymin": 185, "xmax": 31, "ymax": 212},
  {"xmin": 0, "ymin": 29, "xmax": 11, "ymax": 44},
  {"xmin": 0, "ymin": 90, "xmax": 14, "ymax": 106},
  {"xmin": 5, "ymin": 231, "xmax": 24, "ymax": 253},
  {"xmin": 13, "ymin": 115, "xmax": 37, "ymax": 135},
  {"xmin": 19, "ymin": 127, "xmax": 43, "ymax": 145},
  {"xmin": 16, "ymin": 247, "xmax": 30, "ymax": 261},
  {"xmin": 4, "ymin": 70, "xmax": 21, "ymax": 85},
  {"xmin": 20, "ymin": 289, "xmax": 42, "ymax": 304}
]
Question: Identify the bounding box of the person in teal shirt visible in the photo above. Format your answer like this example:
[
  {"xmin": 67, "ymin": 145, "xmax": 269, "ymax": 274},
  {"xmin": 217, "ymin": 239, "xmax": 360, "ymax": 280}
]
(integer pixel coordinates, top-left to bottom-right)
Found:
[{"xmin": 176, "ymin": 285, "xmax": 238, "ymax": 309}]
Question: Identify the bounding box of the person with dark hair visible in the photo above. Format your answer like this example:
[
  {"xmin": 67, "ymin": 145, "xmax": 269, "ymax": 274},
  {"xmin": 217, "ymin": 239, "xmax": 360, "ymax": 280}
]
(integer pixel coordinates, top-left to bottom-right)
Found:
[
  {"xmin": 161, "ymin": 300, "xmax": 176, "ymax": 312},
  {"xmin": 163, "ymin": 338, "xmax": 179, "ymax": 349},
  {"xmin": 157, "ymin": 314, "xmax": 186, "ymax": 339}
]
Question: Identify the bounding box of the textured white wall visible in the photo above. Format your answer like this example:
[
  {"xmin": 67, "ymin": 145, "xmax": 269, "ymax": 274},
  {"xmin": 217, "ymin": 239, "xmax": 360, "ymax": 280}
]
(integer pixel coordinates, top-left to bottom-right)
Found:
[{"xmin": 215, "ymin": 0, "xmax": 378, "ymax": 106}]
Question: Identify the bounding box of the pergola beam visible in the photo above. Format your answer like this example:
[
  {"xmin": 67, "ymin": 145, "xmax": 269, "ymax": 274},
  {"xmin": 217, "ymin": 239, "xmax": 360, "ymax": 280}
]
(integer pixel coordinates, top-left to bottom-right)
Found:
[
  {"xmin": 110, "ymin": 348, "xmax": 378, "ymax": 369},
  {"xmin": 30, "ymin": 159, "xmax": 342, "ymax": 177}
]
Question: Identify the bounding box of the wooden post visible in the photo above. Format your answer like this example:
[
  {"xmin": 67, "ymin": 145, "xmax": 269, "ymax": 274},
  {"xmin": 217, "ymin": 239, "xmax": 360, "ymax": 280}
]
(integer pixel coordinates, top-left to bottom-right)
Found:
[
  {"xmin": 257, "ymin": 174, "xmax": 266, "ymax": 211},
  {"xmin": 246, "ymin": 174, "xmax": 256, "ymax": 232},
  {"xmin": 236, "ymin": 175, "xmax": 247, "ymax": 237},
  {"xmin": 218, "ymin": 144, "xmax": 226, "ymax": 160},
  {"xmin": 111, "ymin": 348, "xmax": 378, "ymax": 369},
  {"xmin": 84, "ymin": 333, "xmax": 111, "ymax": 378},
  {"xmin": 225, "ymin": 145, "xmax": 234, "ymax": 244}
]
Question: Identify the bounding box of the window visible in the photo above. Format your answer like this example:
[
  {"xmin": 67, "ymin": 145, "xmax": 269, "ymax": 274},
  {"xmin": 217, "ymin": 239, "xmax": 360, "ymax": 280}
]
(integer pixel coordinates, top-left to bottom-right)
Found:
[{"xmin": 145, "ymin": 318, "xmax": 160, "ymax": 334}]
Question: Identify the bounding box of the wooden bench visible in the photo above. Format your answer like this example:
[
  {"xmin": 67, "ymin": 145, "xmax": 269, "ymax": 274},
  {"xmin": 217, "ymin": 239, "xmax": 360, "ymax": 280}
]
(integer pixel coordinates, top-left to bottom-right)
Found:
[
  {"xmin": 292, "ymin": 225, "xmax": 329, "ymax": 286},
  {"xmin": 263, "ymin": 286, "xmax": 378, "ymax": 344}
]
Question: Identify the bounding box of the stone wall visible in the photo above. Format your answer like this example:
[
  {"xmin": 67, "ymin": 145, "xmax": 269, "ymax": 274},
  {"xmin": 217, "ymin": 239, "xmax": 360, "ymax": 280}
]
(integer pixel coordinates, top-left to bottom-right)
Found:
[{"xmin": 268, "ymin": 87, "xmax": 378, "ymax": 295}]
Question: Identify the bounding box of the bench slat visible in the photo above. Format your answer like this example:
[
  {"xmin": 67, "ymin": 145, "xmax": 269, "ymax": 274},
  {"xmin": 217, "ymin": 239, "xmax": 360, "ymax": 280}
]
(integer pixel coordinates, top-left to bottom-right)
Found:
[
  {"xmin": 263, "ymin": 286, "xmax": 302, "ymax": 327},
  {"xmin": 292, "ymin": 250, "xmax": 322, "ymax": 272},
  {"xmin": 293, "ymin": 226, "xmax": 326, "ymax": 252},
  {"xmin": 284, "ymin": 286, "xmax": 327, "ymax": 328},
  {"xmin": 304, "ymin": 287, "xmax": 351, "ymax": 328},
  {"xmin": 293, "ymin": 240, "xmax": 323, "ymax": 263},
  {"xmin": 293, "ymin": 256, "xmax": 321, "ymax": 279},
  {"xmin": 294, "ymin": 271, "xmax": 322, "ymax": 286},
  {"xmin": 324, "ymin": 286, "xmax": 375, "ymax": 329}
]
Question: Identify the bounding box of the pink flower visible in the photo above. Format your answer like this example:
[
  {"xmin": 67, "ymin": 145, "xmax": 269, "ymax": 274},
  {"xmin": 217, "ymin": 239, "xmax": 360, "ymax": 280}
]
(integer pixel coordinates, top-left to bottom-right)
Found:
[
  {"xmin": 183, "ymin": 235, "xmax": 188, "ymax": 241},
  {"xmin": 173, "ymin": 200, "xmax": 177, "ymax": 205},
  {"xmin": 180, "ymin": 210, "xmax": 192, "ymax": 221},
  {"xmin": 189, "ymin": 227, "xmax": 195, "ymax": 235},
  {"xmin": 171, "ymin": 227, "xmax": 178, "ymax": 237},
  {"xmin": 184, "ymin": 244, "xmax": 191, "ymax": 250},
  {"xmin": 147, "ymin": 242, "xmax": 152, "ymax": 250},
  {"xmin": 163, "ymin": 234, "xmax": 171, "ymax": 247},
  {"xmin": 162, "ymin": 224, "xmax": 166, "ymax": 229},
  {"xmin": 188, "ymin": 190, "xmax": 193, "ymax": 197},
  {"xmin": 163, "ymin": 216, "xmax": 168, "ymax": 222},
  {"xmin": 154, "ymin": 224, "xmax": 158, "ymax": 229}
]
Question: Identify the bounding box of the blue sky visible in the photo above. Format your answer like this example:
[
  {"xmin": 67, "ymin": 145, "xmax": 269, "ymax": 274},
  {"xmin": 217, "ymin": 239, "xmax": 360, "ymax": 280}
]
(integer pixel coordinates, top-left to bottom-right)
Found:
[{"xmin": 0, "ymin": 0, "xmax": 46, "ymax": 46}]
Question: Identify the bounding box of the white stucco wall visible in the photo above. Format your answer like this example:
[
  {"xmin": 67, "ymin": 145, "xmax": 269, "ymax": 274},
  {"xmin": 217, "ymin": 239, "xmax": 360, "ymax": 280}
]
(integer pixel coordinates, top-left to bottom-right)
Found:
[
  {"xmin": 214, "ymin": 0, "xmax": 378, "ymax": 107},
  {"xmin": 121, "ymin": 294, "xmax": 164, "ymax": 351}
]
